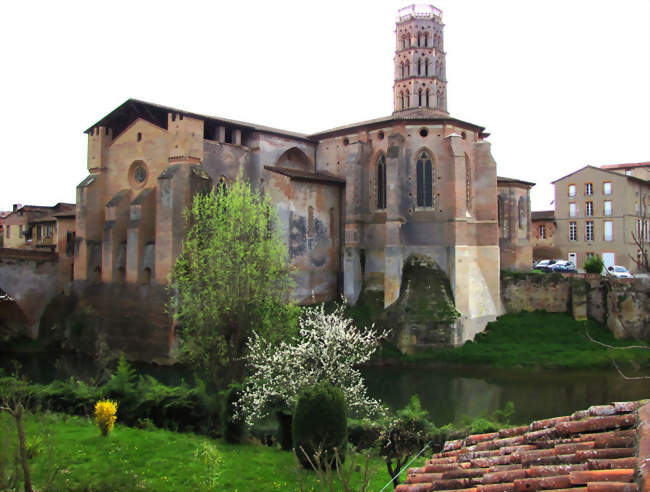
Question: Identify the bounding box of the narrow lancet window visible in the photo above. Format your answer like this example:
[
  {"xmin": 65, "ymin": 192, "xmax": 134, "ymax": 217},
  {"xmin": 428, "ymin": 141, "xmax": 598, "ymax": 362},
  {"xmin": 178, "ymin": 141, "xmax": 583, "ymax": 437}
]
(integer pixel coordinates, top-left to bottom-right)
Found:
[
  {"xmin": 377, "ymin": 153, "xmax": 387, "ymax": 210},
  {"xmin": 416, "ymin": 151, "xmax": 433, "ymax": 207}
]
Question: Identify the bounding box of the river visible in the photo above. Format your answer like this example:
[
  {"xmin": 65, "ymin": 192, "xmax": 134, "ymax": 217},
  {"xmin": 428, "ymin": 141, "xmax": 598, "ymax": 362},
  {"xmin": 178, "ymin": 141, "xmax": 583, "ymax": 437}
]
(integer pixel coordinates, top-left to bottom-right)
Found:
[{"xmin": 1, "ymin": 351, "xmax": 648, "ymax": 426}]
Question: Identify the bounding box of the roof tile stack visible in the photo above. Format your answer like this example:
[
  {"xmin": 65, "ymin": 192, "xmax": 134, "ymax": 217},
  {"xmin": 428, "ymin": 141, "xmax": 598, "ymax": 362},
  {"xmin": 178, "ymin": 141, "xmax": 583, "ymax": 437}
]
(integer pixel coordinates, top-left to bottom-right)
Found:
[{"xmin": 396, "ymin": 401, "xmax": 650, "ymax": 492}]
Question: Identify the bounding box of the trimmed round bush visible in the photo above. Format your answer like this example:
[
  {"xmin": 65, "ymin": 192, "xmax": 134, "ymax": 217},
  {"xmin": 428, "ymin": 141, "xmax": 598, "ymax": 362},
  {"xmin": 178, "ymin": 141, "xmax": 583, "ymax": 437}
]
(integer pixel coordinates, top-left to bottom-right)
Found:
[
  {"xmin": 292, "ymin": 382, "xmax": 347, "ymax": 469},
  {"xmin": 222, "ymin": 385, "xmax": 245, "ymax": 444},
  {"xmin": 583, "ymin": 255, "xmax": 605, "ymax": 274}
]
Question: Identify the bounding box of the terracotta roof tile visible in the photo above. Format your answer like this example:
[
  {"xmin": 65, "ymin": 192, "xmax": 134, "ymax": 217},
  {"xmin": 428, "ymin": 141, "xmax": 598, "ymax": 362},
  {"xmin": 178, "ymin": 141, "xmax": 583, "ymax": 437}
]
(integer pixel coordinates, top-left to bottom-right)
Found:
[
  {"xmin": 476, "ymin": 485, "xmax": 515, "ymax": 492},
  {"xmin": 586, "ymin": 457, "xmax": 637, "ymax": 470},
  {"xmin": 569, "ymin": 468, "xmax": 635, "ymax": 484},
  {"xmin": 498, "ymin": 426, "xmax": 529, "ymax": 438},
  {"xmin": 586, "ymin": 482, "xmax": 638, "ymax": 491},
  {"xmin": 556, "ymin": 414, "xmax": 636, "ymax": 435},
  {"xmin": 530, "ymin": 416, "xmax": 572, "ymax": 431},
  {"xmin": 396, "ymin": 401, "xmax": 648, "ymax": 492},
  {"xmin": 513, "ymin": 475, "xmax": 572, "ymax": 490}
]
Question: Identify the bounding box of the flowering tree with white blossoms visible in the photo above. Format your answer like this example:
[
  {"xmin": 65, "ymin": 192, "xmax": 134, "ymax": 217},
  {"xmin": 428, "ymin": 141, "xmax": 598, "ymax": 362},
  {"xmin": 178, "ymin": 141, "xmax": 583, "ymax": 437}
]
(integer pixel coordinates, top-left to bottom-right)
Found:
[{"xmin": 236, "ymin": 303, "xmax": 389, "ymax": 426}]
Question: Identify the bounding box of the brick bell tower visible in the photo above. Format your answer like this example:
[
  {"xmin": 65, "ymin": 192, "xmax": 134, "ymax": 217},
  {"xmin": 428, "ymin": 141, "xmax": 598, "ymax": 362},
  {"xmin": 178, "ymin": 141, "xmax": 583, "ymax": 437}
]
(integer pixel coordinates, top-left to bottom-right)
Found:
[{"xmin": 393, "ymin": 4, "xmax": 448, "ymax": 115}]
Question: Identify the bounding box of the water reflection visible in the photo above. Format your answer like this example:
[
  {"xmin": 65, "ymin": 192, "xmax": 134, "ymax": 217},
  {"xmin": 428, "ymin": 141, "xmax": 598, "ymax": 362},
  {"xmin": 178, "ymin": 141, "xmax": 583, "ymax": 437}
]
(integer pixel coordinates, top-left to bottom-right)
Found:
[
  {"xmin": 2, "ymin": 351, "xmax": 647, "ymax": 426},
  {"xmin": 361, "ymin": 365, "xmax": 649, "ymax": 425}
]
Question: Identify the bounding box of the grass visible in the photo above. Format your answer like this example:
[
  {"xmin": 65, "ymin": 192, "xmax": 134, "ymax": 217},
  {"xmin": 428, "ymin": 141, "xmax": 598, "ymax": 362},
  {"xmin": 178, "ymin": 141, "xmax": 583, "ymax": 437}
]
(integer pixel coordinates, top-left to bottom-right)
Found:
[
  {"xmin": 377, "ymin": 311, "xmax": 650, "ymax": 369},
  {"xmin": 2, "ymin": 411, "xmax": 425, "ymax": 491}
]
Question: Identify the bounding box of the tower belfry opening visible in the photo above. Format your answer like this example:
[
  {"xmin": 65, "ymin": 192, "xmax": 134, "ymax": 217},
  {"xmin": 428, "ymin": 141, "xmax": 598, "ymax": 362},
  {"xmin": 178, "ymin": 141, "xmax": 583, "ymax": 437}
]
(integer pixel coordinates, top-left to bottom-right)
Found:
[{"xmin": 393, "ymin": 4, "xmax": 447, "ymax": 115}]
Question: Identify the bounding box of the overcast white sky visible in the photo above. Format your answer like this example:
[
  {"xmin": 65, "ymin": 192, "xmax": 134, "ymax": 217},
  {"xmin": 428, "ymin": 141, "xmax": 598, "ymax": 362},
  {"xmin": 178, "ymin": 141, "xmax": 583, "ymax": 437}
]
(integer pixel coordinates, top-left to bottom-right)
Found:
[{"xmin": 1, "ymin": 0, "xmax": 648, "ymax": 212}]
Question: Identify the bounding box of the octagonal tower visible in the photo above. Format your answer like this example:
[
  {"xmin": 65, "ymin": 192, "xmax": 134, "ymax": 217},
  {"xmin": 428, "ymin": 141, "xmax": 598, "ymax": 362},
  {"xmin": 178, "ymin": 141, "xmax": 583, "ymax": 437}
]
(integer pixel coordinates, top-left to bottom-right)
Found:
[{"xmin": 393, "ymin": 4, "xmax": 447, "ymax": 115}]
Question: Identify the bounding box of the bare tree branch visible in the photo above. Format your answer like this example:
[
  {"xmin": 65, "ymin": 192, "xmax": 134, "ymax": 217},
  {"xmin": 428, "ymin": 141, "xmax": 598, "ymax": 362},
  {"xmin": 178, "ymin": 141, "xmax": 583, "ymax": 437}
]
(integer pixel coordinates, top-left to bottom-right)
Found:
[
  {"xmin": 612, "ymin": 359, "xmax": 650, "ymax": 380},
  {"xmin": 585, "ymin": 327, "xmax": 649, "ymax": 350}
]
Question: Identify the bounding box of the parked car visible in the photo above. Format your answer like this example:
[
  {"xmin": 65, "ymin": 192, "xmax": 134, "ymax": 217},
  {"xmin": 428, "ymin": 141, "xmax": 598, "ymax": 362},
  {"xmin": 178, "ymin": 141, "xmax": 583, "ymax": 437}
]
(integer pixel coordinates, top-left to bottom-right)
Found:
[
  {"xmin": 549, "ymin": 260, "xmax": 577, "ymax": 273},
  {"xmin": 534, "ymin": 259, "xmax": 558, "ymax": 272},
  {"xmin": 606, "ymin": 265, "xmax": 633, "ymax": 278}
]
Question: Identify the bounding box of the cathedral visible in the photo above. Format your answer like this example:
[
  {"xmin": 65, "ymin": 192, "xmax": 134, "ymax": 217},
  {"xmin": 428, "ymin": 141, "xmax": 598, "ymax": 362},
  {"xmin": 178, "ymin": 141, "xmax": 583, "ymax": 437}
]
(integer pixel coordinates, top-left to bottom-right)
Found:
[{"xmin": 74, "ymin": 5, "xmax": 530, "ymax": 359}]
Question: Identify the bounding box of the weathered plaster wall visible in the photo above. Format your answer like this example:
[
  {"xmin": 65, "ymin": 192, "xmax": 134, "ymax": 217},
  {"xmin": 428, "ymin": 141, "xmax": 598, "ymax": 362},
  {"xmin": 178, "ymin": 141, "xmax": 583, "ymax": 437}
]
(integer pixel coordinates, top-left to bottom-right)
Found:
[{"xmin": 501, "ymin": 272, "xmax": 650, "ymax": 340}]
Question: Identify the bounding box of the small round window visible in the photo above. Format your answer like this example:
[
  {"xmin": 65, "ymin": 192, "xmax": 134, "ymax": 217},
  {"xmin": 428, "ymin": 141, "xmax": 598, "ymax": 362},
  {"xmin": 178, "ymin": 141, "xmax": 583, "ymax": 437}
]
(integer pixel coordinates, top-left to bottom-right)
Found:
[
  {"xmin": 129, "ymin": 161, "xmax": 149, "ymax": 188},
  {"xmin": 134, "ymin": 165, "xmax": 147, "ymax": 183}
]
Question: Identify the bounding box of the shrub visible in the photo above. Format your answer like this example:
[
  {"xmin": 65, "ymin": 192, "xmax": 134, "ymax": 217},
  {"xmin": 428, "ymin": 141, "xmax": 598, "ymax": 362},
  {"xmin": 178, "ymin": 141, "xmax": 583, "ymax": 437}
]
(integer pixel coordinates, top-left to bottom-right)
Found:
[
  {"xmin": 222, "ymin": 385, "xmax": 246, "ymax": 444},
  {"xmin": 347, "ymin": 418, "xmax": 381, "ymax": 450},
  {"xmin": 377, "ymin": 395, "xmax": 433, "ymax": 488},
  {"xmin": 583, "ymin": 255, "xmax": 605, "ymax": 274},
  {"xmin": 94, "ymin": 400, "xmax": 118, "ymax": 436},
  {"xmin": 293, "ymin": 382, "xmax": 347, "ymax": 469},
  {"xmin": 194, "ymin": 441, "xmax": 223, "ymax": 490}
]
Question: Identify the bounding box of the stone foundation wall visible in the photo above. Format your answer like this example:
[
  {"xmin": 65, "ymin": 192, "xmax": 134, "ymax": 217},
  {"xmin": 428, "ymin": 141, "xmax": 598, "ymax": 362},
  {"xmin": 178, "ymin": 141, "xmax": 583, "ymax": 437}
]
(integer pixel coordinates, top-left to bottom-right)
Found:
[{"xmin": 501, "ymin": 272, "xmax": 650, "ymax": 340}]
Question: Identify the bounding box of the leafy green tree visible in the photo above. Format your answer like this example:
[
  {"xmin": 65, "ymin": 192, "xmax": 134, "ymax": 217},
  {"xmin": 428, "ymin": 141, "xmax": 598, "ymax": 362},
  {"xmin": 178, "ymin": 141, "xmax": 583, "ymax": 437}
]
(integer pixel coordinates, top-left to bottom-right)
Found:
[{"xmin": 170, "ymin": 179, "xmax": 298, "ymax": 385}]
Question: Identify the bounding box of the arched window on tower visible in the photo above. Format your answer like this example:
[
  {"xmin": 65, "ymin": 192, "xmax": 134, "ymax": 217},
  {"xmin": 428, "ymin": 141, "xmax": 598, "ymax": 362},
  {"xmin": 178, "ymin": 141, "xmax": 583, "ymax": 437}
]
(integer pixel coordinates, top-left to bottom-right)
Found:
[
  {"xmin": 400, "ymin": 91, "xmax": 405, "ymax": 110},
  {"xmin": 402, "ymin": 36, "xmax": 406, "ymax": 49},
  {"xmin": 376, "ymin": 153, "xmax": 386, "ymax": 210},
  {"xmin": 418, "ymin": 88, "xmax": 423, "ymax": 107},
  {"xmin": 425, "ymin": 58, "xmax": 430, "ymax": 76},
  {"xmin": 425, "ymin": 89, "xmax": 430, "ymax": 107},
  {"xmin": 406, "ymin": 62, "xmax": 410, "ymax": 77},
  {"xmin": 424, "ymin": 32, "xmax": 429, "ymax": 47},
  {"xmin": 400, "ymin": 62, "xmax": 404, "ymax": 78},
  {"xmin": 417, "ymin": 58, "xmax": 422, "ymax": 76},
  {"xmin": 417, "ymin": 32, "xmax": 421, "ymax": 47},
  {"xmin": 405, "ymin": 89, "xmax": 410, "ymax": 108},
  {"xmin": 416, "ymin": 151, "xmax": 433, "ymax": 208}
]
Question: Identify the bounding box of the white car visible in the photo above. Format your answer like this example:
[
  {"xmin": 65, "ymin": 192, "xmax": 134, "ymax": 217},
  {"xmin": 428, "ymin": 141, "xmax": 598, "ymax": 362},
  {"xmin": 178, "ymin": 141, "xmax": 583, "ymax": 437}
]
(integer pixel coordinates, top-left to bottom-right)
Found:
[{"xmin": 606, "ymin": 265, "xmax": 633, "ymax": 278}]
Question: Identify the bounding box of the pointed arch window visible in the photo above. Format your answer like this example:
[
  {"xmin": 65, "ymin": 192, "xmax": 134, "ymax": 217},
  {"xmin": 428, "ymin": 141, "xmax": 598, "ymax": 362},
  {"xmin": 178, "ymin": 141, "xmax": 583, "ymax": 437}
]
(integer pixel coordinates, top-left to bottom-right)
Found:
[
  {"xmin": 417, "ymin": 32, "xmax": 421, "ymax": 47},
  {"xmin": 425, "ymin": 58, "xmax": 430, "ymax": 76},
  {"xmin": 417, "ymin": 58, "xmax": 422, "ymax": 75},
  {"xmin": 418, "ymin": 89, "xmax": 423, "ymax": 107},
  {"xmin": 406, "ymin": 62, "xmax": 410, "ymax": 77},
  {"xmin": 425, "ymin": 89, "xmax": 430, "ymax": 107},
  {"xmin": 399, "ymin": 91, "xmax": 405, "ymax": 110},
  {"xmin": 405, "ymin": 89, "xmax": 410, "ymax": 108},
  {"xmin": 416, "ymin": 151, "xmax": 433, "ymax": 208},
  {"xmin": 376, "ymin": 153, "xmax": 387, "ymax": 210},
  {"xmin": 400, "ymin": 62, "xmax": 405, "ymax": 78}
]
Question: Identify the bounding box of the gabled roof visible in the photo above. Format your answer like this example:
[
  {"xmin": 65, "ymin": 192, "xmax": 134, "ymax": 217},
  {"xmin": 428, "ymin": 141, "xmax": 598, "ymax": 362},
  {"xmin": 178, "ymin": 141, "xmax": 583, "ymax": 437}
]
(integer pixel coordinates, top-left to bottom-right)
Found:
[
  {"xmin": 85, "ymin": 99, "xmax": 314, "ymax": 142},
  {"xmin": 397, "ymin": 400, "xmax": 649, "ymax": 492},
  {"xmin": 600, "ymin": 161, "xmax": 650, "ymax": 170},
  {"xmin": 308, "ymin": 110, "xmax": 487, "ymax": 139},
  {"xmin": 85, "ymin": 99, "xmax": 489, "ymax": 144},
  {"xmin": 551, "ymin": 165, "xmax": 650, "ymax": 185}
]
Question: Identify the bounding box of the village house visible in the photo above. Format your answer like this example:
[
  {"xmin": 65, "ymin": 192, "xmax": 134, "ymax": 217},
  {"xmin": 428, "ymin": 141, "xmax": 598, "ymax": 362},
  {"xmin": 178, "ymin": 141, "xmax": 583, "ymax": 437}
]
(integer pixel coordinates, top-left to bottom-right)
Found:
[{"xmin": 551, "ymin": 163, "xmax": 650, "ymax": 272}]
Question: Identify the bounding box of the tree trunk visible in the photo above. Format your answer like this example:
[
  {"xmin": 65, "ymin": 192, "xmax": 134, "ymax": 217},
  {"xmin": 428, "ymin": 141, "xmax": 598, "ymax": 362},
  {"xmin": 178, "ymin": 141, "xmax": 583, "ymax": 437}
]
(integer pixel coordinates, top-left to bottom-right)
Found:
[{"xmin": 14, "ymin": 405, "xmax": 32, "ymax": 492}]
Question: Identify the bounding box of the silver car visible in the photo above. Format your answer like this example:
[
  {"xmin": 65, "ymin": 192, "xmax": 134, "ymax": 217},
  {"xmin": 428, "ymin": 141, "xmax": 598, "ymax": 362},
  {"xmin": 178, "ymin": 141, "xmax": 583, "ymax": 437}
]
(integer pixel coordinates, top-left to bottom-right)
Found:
[{"xmin": 606, "ymin": 265, "xmax": 633, "ymax": 278}]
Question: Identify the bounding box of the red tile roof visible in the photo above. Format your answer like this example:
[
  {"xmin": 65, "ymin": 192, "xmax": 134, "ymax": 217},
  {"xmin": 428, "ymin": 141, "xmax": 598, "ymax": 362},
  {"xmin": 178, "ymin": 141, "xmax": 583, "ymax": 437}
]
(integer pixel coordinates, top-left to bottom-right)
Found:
[
  {"xmin": 600, "ymin": 162, "xmax": 650, "ymax": 170},
  {"xmin": 396, "ymin": 401, "xmax": 649, "ymax": 492}
]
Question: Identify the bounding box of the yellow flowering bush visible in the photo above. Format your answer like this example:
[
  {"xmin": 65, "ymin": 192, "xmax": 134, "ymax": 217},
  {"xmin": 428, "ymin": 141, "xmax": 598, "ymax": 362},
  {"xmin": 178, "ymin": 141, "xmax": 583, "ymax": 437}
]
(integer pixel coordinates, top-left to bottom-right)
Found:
[{"xmin": 94, "ymin": 400, "xmax": 118, "ymax": 436}]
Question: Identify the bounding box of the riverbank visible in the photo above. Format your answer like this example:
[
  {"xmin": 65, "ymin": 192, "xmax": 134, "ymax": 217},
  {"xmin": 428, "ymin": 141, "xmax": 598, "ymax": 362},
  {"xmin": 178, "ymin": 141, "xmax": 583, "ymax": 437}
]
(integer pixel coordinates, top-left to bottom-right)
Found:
[{"xmin": 373, "ymin": 311, "xmax": 650, "ymax": 370}]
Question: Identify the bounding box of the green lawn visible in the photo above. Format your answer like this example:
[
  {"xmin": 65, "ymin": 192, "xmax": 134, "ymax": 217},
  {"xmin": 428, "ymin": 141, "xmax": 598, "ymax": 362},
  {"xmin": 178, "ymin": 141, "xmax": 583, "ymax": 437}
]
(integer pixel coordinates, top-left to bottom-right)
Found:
[
  {"xmin": 379, "ymin": 311, "xmax": 650, "ymax": 369},
  {"xmin": 2, "ymin": 411, "xmax": 424, "ymax": 491}
]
